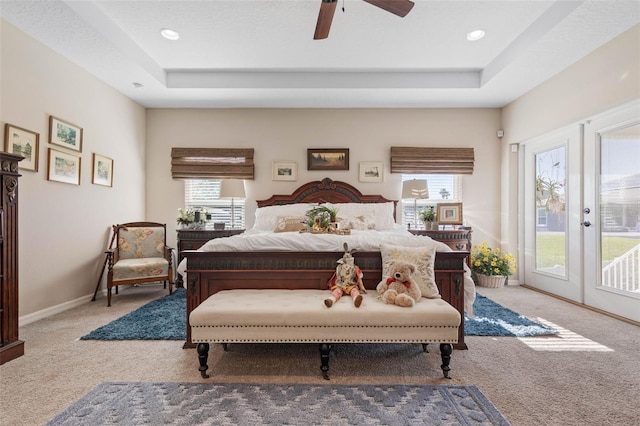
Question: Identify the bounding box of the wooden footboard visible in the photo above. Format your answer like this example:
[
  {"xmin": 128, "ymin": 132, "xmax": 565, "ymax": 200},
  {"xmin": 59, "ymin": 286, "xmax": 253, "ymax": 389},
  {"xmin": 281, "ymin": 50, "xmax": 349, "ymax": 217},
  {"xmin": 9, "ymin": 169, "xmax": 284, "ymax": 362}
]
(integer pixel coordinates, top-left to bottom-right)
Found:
[{"xmin": 183, "ymin": 250, "xmax": 468, "ymax": 350}]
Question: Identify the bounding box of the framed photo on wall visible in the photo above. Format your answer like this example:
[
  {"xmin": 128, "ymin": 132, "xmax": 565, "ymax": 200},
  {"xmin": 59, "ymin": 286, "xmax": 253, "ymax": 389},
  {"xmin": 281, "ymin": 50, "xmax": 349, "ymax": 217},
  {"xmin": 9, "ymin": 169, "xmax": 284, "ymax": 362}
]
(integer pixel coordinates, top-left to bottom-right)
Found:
[
  {"xmin": 49, "ymin": 116, "xmax": 83, "ymax": 152},
  {"xmin": 307, "ymin": 148, "xmax": 349, "ymax": 171},
  {"xmin": 92, "ymin": 153, "xmax": 114, "ymax": 187},
  {"xmin": 47, "ymin": 148, "xmax": 81, "ymax": 185},
  {"xmin": 358, "ymin": 161, "xmax": 383, "ymax": 182},
  {"xmin": 437, "ymin": 203, "xmax": 463, "ymax": 225},
  {"xmin": 272, "ymin": 161, "xmax": 297, "ymax": 181},
  {"xmin": 4, "ymin": 123, "xmax": 39, "ymax": 172}
]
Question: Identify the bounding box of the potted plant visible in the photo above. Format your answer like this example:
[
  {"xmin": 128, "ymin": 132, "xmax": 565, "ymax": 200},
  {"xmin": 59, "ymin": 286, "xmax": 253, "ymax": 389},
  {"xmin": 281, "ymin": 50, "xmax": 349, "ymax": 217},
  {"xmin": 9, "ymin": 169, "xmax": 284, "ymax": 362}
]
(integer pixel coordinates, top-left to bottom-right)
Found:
[
  {"xmin": 305, "ymin": 205, "xmax": 339, "ymax": 230},
  {"xmin": 177, "ymin": 208, "xmax": 207, "ymax": 229},
  {"xmin": 419, "ymin": 206, "xmax": 437, "ymax": 230},
  {"xmin": 470, "ymin": 242, "xmax": 517, "ymax": 287}
]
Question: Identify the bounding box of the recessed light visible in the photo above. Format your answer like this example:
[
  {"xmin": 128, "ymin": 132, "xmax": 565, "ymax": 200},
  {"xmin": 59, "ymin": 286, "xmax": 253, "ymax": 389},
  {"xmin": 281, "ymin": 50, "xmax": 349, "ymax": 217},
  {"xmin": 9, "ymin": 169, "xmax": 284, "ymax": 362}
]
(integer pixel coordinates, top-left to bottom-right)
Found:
[
  {"xmin": 160, "ymin": 28, "xmax": 180, "ymax": 41},
  {"xmin": 466, "ymin": 29, "xmax": 486, "ymax": 41}
]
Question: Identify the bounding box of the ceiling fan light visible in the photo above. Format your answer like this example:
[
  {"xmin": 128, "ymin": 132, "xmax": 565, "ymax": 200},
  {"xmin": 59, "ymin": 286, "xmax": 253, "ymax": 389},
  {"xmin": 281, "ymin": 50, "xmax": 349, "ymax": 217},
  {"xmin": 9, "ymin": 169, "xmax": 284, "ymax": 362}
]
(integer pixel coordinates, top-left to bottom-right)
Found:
[
  {"xmin": 466, "ymin": 29, "xmax": 486, "ymax": 41},
  {"xmin": 160, "ymin": 28, "xmax": 180, "ymax": 41}
]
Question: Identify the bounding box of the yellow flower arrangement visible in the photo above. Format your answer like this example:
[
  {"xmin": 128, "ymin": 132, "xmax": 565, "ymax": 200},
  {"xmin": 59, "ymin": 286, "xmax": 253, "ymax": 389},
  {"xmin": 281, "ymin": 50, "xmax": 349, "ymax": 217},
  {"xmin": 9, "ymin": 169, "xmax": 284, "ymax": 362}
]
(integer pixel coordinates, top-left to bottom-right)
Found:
[{"xmin": 471, "ymin": 242, "xmax": 517, "ymax": 276}]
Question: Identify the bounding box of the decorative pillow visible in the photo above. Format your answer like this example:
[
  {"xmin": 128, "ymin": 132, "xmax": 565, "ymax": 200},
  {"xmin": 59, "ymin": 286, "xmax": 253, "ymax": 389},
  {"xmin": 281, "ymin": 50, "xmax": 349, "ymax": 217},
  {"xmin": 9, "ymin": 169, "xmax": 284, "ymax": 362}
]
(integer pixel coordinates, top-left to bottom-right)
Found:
[
  {"xmin": 253, "ymin": 203, "xmax": 313, "ymax": 231},
  {"xmin": 380, "ymin": 243, "xmax": 440, "ymax": 299},
  {"xmin": 326, "ymin": 202, "xmax": 395, "ymax": 230},
  {"xmin": 338, "ymin": 214, "xmax": 376, "ymax": 230},
  {"xmin": 273, "ymin": 216, "xmax": 306, "ymax": 233}
]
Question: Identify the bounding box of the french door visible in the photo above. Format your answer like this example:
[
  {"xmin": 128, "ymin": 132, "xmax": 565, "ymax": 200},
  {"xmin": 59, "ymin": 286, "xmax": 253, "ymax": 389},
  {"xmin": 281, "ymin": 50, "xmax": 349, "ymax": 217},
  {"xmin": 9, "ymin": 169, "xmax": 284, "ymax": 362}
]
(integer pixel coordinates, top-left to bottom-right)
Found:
[
  {"xmin": 583, "ymin": 105, "xmax": 639, "ymax": 322},
  {"xmin": 522, "ymin": 101, "xmax": 640, "ymax": 322}
]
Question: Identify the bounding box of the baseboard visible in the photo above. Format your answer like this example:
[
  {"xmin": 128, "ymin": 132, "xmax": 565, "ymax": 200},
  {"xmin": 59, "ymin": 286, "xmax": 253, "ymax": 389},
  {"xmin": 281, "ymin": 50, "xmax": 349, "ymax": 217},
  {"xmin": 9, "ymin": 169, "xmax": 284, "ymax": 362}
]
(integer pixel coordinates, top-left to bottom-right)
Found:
[
  {"xmin": 19, "ymin": 292, "xmax": 99, "ymax": 327},
  {"xmin": 521, "ymin": 284, "xmax": 640, "ymax": 327}
]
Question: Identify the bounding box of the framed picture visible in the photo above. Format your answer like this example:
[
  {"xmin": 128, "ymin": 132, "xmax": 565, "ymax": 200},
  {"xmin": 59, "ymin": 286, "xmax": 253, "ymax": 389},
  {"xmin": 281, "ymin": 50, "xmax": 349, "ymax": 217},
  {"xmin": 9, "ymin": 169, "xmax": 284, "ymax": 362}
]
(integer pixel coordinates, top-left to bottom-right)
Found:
[
  {"xmin": 47, "ymin": 148, "xmax": 81, "ymax": 185},
  {"xmin": 4, "ymin": 123, "xmax": 39, "ymax": 171},
  {"xmin": 272, "ymin": 161, "xmax": 297, "ymax": 181},
  {"xmin": 307, "ymin": 148, "xmax": 349, "ymax": 171},
  {"xmin": 92, "ymin": 153, "xmax": 113, "ymax": 187},
  {"xmin": 437, "ymin": 203, "xmax": 463, "ymax": 225},
  {"xmin": 49, "ymin": 116, "xmax": 83, "ymax": 152},
  {"xmin": 358, "ymin": 161, "xmax": 383, "ymax": 182}
]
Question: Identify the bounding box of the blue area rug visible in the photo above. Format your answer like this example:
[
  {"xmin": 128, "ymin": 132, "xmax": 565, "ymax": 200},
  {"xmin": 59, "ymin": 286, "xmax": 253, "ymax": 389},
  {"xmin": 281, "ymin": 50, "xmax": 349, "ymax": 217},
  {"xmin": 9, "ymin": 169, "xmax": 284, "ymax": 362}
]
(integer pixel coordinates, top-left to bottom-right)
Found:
[
  {"xmin": 465, "ymin": 294, "xmax": 557, "ymax": 337},
  {"xmin": 80, "ymin": 288, "xmax": 186, "ymax": 340},
  {"xmin": 80, "ymin": 288, "xmax": 554, "ymax": 340},
  {"xmin": 46, "ymin": 382, "xmax": 511, "ymax": 425}
]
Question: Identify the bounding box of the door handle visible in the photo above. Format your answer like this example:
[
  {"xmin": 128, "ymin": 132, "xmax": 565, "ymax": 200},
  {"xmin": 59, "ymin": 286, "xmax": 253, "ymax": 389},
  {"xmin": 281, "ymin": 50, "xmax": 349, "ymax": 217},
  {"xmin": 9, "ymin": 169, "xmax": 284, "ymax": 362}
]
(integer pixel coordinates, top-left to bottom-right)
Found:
[{"xmin": 581, "ymin": 221, "xmax": 591, "ymax": 227}]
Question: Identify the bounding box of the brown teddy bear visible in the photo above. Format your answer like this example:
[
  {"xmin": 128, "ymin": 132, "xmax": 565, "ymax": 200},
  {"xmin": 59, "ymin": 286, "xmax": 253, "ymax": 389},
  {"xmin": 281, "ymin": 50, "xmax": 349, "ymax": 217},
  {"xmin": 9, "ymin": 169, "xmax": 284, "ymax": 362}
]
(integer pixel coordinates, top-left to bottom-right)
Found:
[{"xmin": 376, "ymin": 260, "xmax": 422, "ymax": 307}]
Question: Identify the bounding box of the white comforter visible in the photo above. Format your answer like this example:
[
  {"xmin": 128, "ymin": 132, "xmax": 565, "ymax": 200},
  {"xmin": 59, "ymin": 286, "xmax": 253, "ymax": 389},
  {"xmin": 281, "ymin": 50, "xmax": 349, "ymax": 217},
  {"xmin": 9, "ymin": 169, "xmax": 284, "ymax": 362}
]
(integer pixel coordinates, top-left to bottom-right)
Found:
[{"xmin": 177, "ymin": 226, "xmax": 450, "ymax": 276}]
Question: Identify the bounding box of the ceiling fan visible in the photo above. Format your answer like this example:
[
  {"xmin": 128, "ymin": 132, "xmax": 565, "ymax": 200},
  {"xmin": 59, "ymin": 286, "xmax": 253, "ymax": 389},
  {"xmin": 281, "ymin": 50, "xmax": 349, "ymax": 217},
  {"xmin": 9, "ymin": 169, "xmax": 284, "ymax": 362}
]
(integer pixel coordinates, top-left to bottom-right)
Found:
[{"xmin": 314, "ymin": 0, "xmax": 415, "ymax": 40}]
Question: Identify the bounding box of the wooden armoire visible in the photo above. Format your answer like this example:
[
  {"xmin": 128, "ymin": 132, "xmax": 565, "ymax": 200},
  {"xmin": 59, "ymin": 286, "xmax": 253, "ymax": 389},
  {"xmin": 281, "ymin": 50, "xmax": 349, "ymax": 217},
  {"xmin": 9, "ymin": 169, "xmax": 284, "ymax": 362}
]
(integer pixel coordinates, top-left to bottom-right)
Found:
[{"xmin": 0, "ymin": 152, "xmax": 23, "ymax": 364}]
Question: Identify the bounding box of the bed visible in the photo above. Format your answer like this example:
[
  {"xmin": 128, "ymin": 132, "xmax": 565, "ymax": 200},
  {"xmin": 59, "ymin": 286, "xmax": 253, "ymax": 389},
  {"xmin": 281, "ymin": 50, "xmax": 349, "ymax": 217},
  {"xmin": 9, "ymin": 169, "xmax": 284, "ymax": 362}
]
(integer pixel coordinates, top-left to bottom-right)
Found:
[{"xmin": 181, "ymin": 178, "xmax": 470, "ymax": 350}]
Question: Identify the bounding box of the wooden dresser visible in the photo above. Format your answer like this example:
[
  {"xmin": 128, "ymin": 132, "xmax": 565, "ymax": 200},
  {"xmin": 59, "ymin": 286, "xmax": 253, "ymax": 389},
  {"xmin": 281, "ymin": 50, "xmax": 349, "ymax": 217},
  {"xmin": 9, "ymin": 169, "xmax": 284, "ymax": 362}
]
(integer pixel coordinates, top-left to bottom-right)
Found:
[
  {"xmin": 410, "ymin": 228, "xmax": 472, "ymax": 251},
  {"xmin": 0, "ymin": 152, "xmax": 23, "ymax": 365},
  {"xmin": 175, "ymin": 228, "xmax": 245, "ymax": 287}
]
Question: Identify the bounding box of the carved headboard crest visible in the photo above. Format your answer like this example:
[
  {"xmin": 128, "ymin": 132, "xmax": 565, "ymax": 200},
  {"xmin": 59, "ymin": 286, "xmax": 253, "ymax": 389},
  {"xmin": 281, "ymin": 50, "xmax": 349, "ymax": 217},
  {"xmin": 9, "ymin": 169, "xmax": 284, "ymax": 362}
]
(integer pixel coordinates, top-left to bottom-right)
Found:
[{"xmin": 257, "ymin": 177, "xmax": 397, "ymax": 218}]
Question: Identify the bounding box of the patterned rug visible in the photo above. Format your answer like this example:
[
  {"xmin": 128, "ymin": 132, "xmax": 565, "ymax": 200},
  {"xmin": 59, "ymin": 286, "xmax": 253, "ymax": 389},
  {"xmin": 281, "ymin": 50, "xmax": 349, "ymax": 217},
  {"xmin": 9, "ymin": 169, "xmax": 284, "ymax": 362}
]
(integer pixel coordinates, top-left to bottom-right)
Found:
[
  {"xmin": 46, "ymin": 382, "xmax": 511, "ymax": 425},
  {"xmin": 80, "ymin": 288, "xmax": 555, "ymax": 340},
  {"xmin": 465, "ymin": 295, "xmax": 557, "ymax": 337}
]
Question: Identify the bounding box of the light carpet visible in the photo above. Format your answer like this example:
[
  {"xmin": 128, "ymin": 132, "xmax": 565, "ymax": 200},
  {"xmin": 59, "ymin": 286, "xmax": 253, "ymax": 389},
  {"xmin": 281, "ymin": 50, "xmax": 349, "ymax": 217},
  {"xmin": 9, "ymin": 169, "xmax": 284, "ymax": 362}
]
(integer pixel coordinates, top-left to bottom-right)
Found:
[
  {"xmin": 45, "ymin": 382, "xmax": 511, "ymax": 426},
  {"xmin": 80, "ymin": 289, "xmax": 555, "ymax": 340}
]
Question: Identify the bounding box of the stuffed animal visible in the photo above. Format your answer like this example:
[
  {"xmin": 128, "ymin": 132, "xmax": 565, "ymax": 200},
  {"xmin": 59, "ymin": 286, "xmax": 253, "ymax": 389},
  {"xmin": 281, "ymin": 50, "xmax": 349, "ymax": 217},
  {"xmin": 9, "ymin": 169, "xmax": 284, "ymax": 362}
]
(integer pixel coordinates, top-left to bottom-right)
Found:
[
  {"xmin": 376, "ymin": 261, "xmax": 422, "ymax": 307},
  {"xmin": 325, "ymin": 243, "xmax": 367, "ymax": 308}
]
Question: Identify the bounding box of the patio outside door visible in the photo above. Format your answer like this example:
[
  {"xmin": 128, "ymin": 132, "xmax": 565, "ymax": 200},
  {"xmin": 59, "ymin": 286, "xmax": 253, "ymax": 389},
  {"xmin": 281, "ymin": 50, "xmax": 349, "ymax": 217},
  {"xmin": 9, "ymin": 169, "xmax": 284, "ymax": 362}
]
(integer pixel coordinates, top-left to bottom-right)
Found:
[
  {"xmin": 583, "ymin": 105, "xmax": 640, "ymax": 322},
  {"xmin": 522, "ymin": 127, "xmax": 583, "ymax": 302},
  {"xmin": 522, "ymin": 102, "xmax": 640, "ymax": 322}
]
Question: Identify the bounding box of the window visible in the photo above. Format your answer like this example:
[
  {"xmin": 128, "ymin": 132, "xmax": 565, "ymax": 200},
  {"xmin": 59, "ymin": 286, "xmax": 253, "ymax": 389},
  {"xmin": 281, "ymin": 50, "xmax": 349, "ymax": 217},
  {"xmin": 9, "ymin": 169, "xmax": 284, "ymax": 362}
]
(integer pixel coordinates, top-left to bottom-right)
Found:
[
  {"xmin": 401, "ymin": 174, "xmax": 461, "ymax": 229},
  {"xmin": 184, "ymin": 179, "xmax": 245, "ymax": 229}
]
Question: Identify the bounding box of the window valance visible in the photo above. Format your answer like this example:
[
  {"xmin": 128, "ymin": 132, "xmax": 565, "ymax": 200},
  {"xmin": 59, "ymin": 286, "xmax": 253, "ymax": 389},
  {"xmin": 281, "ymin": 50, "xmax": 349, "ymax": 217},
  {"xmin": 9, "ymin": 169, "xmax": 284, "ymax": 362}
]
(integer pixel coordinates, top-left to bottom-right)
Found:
[
  {"xmin": 171, "ymin": 148, "xmax": 254, "ymax": 180},
  {"xmin": 390, "ymin": 147, "xmax": 474, "ymax": 175}
]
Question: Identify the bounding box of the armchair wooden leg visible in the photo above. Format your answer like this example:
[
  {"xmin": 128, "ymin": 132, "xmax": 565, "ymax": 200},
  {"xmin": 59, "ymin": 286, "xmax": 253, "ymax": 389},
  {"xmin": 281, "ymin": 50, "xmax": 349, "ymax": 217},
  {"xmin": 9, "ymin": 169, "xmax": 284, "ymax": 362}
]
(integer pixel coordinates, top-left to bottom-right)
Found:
[{"xmin": 107, "ymin": 286, "xmax": 112, "ymax": 307}]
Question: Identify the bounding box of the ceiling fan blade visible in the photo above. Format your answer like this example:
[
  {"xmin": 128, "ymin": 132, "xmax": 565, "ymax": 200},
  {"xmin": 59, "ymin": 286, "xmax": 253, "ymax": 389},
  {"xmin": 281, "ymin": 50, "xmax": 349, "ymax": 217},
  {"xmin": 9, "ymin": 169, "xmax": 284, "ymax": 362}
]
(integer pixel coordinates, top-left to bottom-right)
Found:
[
  {"xmin": 314, "ymin": 0, "xmax": 338, "ymax": 40},
  {"xmin": 362, "ymin": 0, "xmax": 414, "ymax": 17}
]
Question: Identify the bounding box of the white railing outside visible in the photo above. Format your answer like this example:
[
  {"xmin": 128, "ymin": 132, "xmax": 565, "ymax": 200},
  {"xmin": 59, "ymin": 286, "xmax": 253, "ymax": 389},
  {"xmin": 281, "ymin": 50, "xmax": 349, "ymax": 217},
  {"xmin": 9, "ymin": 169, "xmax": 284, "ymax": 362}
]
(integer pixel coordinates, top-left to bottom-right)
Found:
[{"xmin": 602, "ymin": 244, "xmax": 640, "ymax": 293}]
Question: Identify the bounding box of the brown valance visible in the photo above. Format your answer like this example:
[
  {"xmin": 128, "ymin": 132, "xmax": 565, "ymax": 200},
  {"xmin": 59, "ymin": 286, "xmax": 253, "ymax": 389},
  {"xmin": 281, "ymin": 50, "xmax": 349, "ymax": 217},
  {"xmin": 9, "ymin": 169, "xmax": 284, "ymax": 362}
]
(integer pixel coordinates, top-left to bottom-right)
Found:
[
  {"xmin": 390, "ymin": 147, "xmax": 474, "ymax": 175},
  {"xmin": 171, "ymin": 148, "xmax": 254, "ymax": 179}
]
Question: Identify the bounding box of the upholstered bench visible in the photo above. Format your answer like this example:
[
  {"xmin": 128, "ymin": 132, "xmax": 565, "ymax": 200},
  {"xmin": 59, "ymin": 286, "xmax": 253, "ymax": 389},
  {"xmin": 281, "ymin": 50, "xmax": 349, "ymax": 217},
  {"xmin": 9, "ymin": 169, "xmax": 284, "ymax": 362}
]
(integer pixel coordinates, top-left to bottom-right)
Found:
[{"xmin": 190, "ymin": 289, "xmax": 461, "ymax": 380}]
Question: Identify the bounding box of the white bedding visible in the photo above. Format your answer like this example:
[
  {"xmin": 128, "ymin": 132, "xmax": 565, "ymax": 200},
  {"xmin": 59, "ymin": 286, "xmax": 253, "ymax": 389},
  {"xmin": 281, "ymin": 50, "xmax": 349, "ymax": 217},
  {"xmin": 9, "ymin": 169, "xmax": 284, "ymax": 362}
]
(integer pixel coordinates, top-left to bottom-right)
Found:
[{"xmin": 177, "ymin": 226, "xmax": 449, "ymax": 273}]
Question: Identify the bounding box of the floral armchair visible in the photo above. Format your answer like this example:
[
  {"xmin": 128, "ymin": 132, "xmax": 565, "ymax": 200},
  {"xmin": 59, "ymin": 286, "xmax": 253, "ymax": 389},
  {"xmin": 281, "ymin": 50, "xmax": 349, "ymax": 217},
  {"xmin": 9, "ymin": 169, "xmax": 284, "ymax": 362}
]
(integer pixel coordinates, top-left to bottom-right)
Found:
[{"xmin": 105, "ymin": 222, "xmax": 174, "ymax": 306}]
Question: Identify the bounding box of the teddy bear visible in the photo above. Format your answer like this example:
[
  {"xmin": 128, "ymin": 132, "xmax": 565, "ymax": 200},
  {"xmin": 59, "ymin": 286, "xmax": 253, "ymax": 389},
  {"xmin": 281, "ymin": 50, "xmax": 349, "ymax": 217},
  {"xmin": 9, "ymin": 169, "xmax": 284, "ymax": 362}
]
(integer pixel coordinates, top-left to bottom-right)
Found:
[
  {"xmin": 325, "ymin": 243, "xmax": 367, "ymax": 308},
  {"xmin": 376, "ymin": 260, "xmax": 422, "ymax": 307}
]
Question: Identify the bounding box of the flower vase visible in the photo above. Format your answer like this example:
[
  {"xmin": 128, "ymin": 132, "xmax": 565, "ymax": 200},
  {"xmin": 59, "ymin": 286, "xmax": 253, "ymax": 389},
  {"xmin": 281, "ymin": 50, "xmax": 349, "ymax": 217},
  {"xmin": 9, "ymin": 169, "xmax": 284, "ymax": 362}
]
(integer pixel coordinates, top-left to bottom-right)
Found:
[{"xmin": 476, "ymin": 274, "xmax": 506, "ymax": 288}]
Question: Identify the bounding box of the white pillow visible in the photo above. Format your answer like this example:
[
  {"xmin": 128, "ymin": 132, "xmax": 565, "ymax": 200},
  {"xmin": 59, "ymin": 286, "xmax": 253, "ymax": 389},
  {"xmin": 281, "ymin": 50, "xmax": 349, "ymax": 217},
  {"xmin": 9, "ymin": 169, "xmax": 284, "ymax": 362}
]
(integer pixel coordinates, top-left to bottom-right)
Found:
[
  {"xmin": 326, "ymin": 202, "xmax": 395, "ymax": 230},
  {"xmin": 380, "ymin": 243, "xmax": 440, "ymax": 299},
  {"xmin": 253, "ymin": 203, "xmax": 314, "ymax": 232}
]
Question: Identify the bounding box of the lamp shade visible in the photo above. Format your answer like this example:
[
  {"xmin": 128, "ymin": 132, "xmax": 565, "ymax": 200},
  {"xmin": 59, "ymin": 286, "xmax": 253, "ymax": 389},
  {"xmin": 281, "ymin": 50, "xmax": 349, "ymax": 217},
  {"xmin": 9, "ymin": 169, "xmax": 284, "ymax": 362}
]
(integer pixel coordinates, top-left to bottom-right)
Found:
[
  {"xmin": 401, "ymin": 179, "xmax": 428, "ymax": 199},
  {"xmin": 219, "ymin": 179, "xmax": 246, "ymax": 199}
]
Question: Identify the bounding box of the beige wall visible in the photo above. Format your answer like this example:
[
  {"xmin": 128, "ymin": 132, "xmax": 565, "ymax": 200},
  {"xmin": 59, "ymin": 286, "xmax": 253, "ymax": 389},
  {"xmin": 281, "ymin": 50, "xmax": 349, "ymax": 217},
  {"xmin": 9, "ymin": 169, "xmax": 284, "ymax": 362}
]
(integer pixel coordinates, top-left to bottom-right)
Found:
[
  {"xmin": 145, "ymin": 108, "xmax": 503, "ymax": 250},
  {"xmin": 500, "ymin": 24, "xmax": 640, "ymax": 282},
  {"xmin": 0, "ymin": 19, "xmax": 147, "ymax": 319}
]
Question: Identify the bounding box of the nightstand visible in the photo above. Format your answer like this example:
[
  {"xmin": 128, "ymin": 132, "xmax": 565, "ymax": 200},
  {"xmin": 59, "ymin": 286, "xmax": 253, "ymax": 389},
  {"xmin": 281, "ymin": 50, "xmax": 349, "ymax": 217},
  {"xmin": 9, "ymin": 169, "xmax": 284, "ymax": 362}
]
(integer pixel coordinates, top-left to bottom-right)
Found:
[
  {"xmin": 175, "ymin": 228, "xmax": 245, "ymax": 287},
  {"xmin": 409, "ymin": 228, "xmax": 472, "ymax": 251}
]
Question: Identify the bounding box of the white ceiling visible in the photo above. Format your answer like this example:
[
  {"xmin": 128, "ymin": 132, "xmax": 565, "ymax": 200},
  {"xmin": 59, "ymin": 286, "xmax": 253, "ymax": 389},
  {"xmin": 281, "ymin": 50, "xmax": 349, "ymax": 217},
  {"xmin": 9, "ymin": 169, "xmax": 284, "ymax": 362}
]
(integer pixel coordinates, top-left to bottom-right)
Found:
[{"xmin": 1, "ymin": 0, "xmax": 638, "ymax": 108}]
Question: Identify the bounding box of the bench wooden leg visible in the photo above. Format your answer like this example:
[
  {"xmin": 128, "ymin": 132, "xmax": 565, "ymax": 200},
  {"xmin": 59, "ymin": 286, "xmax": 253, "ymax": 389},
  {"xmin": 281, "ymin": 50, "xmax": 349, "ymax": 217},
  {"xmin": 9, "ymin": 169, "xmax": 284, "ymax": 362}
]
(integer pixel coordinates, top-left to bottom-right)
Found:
[
  {"xmin": 439, "ymin": 343, "xmax": 452, "ymax": 379},
  {"xmin": 197, "ymin": 343, "xmax": 210, "ymax": 379},
  {"xmin": 319, "ymin": 343, "xmax": 331, "ymax": 380}
]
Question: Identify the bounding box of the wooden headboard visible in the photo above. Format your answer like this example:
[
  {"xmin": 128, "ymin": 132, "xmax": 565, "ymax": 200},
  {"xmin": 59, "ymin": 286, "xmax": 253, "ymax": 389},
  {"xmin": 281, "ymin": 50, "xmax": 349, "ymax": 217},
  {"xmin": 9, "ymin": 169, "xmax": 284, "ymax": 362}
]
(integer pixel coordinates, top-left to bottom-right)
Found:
[{"xmin": 257, "ymin": 177, "xmax": 397, "ymax": 218}]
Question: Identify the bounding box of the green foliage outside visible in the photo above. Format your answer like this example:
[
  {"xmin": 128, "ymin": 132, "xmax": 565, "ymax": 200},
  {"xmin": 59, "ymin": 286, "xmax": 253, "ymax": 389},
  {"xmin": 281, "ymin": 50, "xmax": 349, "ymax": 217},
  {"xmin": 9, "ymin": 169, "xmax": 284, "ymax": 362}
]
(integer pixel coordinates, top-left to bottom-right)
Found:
[{"xmin": 536, "ymin": 234, "xmax": 640, "ymax": 268}]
